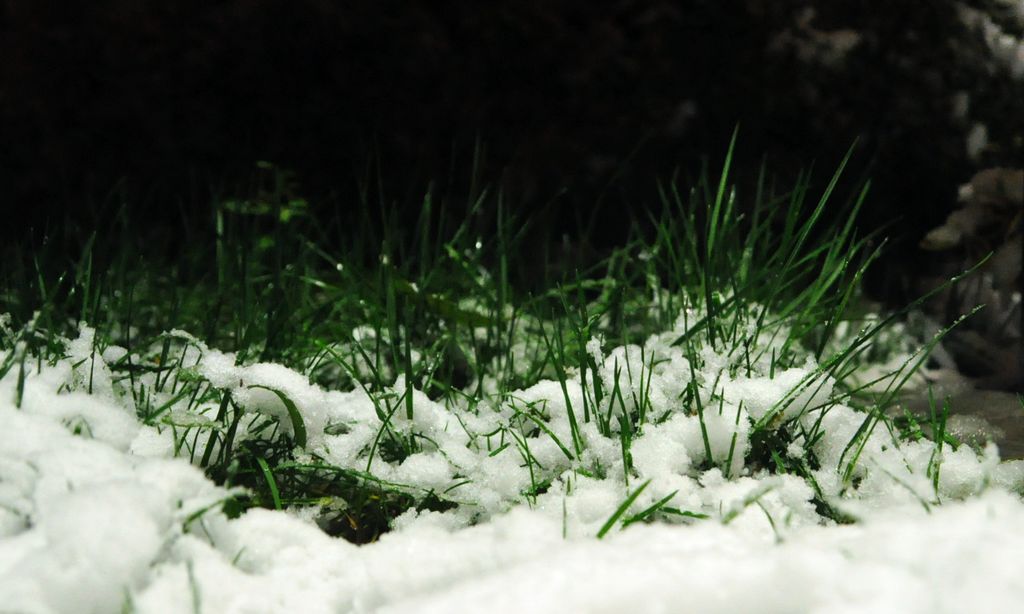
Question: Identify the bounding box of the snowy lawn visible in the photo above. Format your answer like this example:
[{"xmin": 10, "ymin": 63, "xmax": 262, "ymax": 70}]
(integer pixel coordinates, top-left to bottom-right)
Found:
[
  {"xmin": 2, "ymin": 147, "xmax": 1022, "ymax": 612},
  {"xmin": 2, "ymin": 319, "xmax": 1023, "ymax": 613}
]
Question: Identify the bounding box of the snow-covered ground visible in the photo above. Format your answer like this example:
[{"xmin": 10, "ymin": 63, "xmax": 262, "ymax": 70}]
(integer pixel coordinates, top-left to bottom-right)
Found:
[{"xmin": 2, "ymin": 318, "xmax": 1023, "ymax": 613}]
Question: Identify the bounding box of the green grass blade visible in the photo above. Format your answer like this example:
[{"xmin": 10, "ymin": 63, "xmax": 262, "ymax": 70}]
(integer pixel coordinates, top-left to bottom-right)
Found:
[
  {"xmin": 247, "ymin": 385, "xmax": 307, "ymax": 448},
  {"xmin": 255, "ymin": 457, "xmax": 283, "ymax": 510},
  {"xmin": 597, "ymin": 479, "xmax": 651, "ymax": 539}
]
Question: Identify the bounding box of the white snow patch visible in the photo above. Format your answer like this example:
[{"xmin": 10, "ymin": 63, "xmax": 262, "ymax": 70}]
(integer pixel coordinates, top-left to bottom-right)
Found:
[{"xmin": 1, "ymin": 323, "xmax": 1023, "ymax": 612}]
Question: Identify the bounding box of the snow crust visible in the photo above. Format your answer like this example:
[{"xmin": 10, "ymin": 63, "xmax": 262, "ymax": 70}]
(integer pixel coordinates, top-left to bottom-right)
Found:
[{"xmin": 2, "ymin": 322, "xmax": 1024, "ymax": 612}]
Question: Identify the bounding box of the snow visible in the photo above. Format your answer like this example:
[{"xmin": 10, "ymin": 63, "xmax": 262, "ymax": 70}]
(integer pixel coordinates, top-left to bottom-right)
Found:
[
  {"xmin": 1, "ymin": 323, "xmax": 1024, "ymax": 612},
  {"xmin": 373, "ymin": 493, "xmax": 1024, "ymax": 614}
]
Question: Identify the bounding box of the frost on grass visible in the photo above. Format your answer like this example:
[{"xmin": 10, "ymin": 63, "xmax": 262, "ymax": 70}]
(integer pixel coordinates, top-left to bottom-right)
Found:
[{"xmin": 2, "ymin": 301, "xmax": 1024, "ymax": 612}]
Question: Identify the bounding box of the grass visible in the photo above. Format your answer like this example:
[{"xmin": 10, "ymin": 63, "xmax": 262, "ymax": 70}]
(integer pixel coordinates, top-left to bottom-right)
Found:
[{"xmin": 0, "ymin": 141, "xmax": 995, "ymax": 544}]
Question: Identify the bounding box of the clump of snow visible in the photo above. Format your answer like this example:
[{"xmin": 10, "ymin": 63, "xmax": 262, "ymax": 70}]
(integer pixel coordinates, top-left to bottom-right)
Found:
[{"xmin": 0, "ymin": 406, "xmax": 229, "ymax": 614}]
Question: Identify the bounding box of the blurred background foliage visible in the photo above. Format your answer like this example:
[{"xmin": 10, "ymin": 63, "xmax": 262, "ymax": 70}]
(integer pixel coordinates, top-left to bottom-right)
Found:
[{"xmin": 0, "ymin": 0, "xmax": 1020, "ymax": 319}]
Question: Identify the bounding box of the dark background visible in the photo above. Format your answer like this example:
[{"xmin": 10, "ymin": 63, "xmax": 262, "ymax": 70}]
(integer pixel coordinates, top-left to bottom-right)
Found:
[{"xmin": 1, "ymin": 0, "xmax": 1021, "ymax": 281}]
